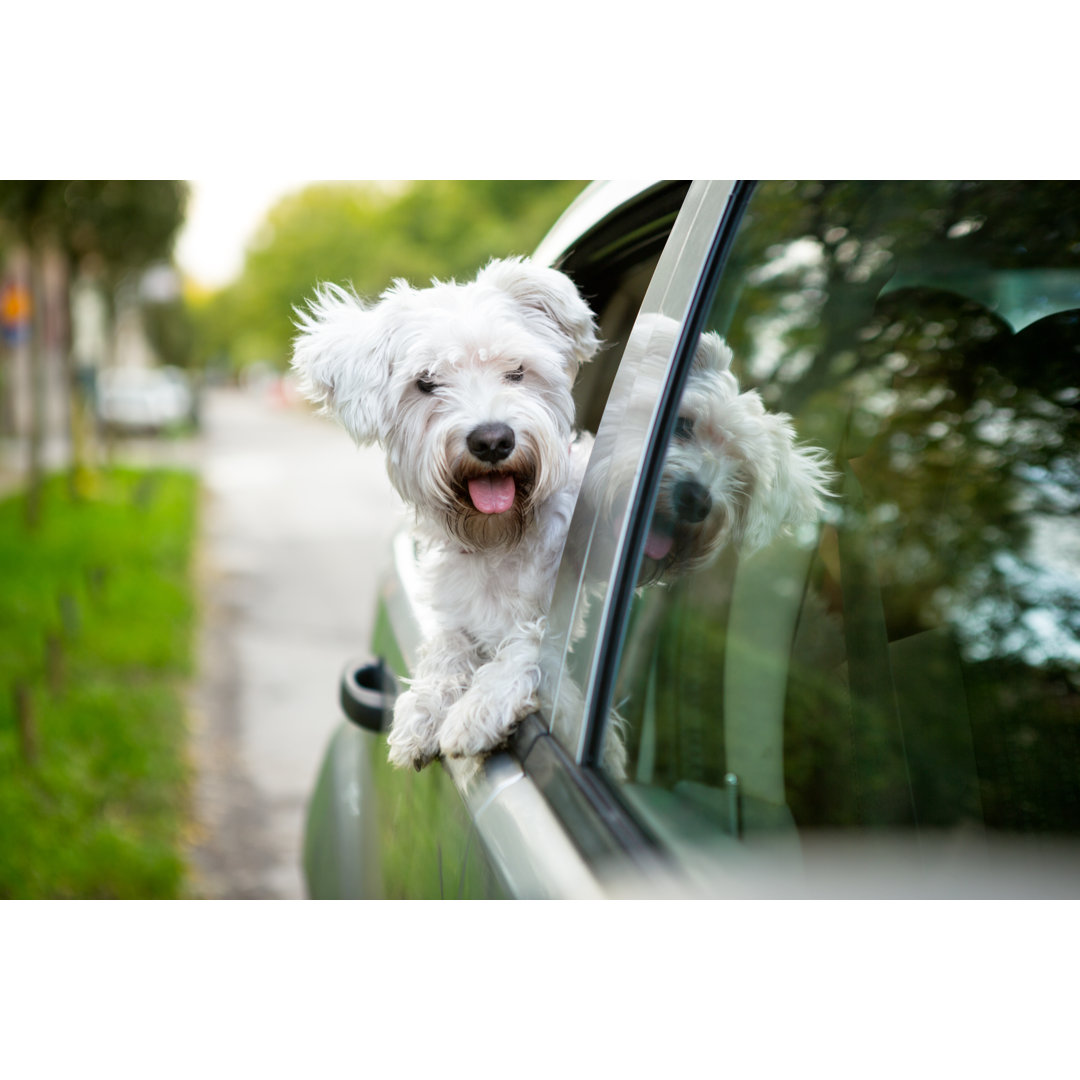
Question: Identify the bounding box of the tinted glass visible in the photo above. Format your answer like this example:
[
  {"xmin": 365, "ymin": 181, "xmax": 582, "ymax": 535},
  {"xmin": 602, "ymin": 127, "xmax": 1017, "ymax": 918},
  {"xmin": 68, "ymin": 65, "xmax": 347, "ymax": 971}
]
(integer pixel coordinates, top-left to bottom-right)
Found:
[{"xmin": 602, "ymin": 181, "xmax": 1080, "ymax": 892}]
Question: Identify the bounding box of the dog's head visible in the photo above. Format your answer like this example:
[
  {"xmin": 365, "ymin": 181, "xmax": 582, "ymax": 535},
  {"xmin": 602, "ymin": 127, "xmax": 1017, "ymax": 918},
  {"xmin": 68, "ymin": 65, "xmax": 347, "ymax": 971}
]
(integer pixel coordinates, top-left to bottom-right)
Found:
[
  {"xmin": 633, "ymin": 315, "xmax": 834, "ymax": 584},
  {"xmin": 292, "ymin": 257, "xmax": 598, "ymax": 550}
]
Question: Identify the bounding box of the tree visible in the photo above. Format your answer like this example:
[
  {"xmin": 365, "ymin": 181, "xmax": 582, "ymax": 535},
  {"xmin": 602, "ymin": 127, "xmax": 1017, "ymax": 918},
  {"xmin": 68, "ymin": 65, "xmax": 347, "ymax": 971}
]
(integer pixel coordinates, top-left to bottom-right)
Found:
[
  {"xmin": 0, "ymin": 181, "xmax": 189, "ymax": 512},
  {"xmin": 0, "ymin": 183, "xmax": 69, "ymax": 525},
  {"xmin": 189, "ymin": 180, "xmax": 587, "ymax": 373}
]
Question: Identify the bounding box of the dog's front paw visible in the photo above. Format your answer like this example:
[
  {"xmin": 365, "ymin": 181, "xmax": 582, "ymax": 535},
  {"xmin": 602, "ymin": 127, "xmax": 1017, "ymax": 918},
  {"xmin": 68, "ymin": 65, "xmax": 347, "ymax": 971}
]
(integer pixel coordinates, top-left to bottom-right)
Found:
[
  {"xmin": 387, "ymin": 739, "xmax": 437, "ymax": 772},
  {"xmin": 438, "ymin": 686, "xmax": 522, "ymax": 760},
  {"xmin": 437, "ymin": 717, "xmax": 487, "ymax": 760},
  {"xmin": 387, "ymin": 689, "xmax": 442, "ymax": 771}
]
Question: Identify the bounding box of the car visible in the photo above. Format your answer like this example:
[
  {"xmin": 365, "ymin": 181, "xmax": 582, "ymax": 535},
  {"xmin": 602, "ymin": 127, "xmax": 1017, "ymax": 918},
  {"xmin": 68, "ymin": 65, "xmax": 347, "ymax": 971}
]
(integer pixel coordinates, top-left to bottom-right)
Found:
[
  {"xmin": 303, "ymin": 180, "xmax": 1080, "ymax": 898},
  {"xmin": 97, "ymin": 364, "xmax": 195, "ymax": 433}
]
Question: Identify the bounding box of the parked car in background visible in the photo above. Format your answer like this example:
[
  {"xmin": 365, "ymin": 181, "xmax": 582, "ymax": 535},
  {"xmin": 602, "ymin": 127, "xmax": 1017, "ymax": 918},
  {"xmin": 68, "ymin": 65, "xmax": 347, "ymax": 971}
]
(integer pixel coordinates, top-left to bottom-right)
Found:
[
  {"xmin": 97, "ymin": 365, "xmax": 194, "ymax": 433},
  {"xmin": 304, "ymin": 180, "xmax": 1080, "ymax": 898}
]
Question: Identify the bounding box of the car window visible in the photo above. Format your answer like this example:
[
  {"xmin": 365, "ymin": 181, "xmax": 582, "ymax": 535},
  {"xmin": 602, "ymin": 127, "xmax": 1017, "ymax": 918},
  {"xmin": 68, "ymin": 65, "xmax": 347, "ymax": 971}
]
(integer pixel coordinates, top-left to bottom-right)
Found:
[
  {"xmin": 538, "ymin": 183, "xmax": 736, "ymax": 765},
  {"xmin": 598, "ymin": 182, "xmax": 1080, "ymax": 884}
]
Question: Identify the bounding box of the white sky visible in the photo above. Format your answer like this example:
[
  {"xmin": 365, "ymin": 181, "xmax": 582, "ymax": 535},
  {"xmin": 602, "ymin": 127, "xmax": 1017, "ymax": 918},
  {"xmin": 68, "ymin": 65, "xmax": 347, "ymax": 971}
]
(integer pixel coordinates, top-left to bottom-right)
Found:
[
  {"xmin": 175, "ymin": 179, "xmax": 412, "ymax": 290},
  {"xmin": 175, "ymin": 178, "xmax": 312, "ymax": 290}
]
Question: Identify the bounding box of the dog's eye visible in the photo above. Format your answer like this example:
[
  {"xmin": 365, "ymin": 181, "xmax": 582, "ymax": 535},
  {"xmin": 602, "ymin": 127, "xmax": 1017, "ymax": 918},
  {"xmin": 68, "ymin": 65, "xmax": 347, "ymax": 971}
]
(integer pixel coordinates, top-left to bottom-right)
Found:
[
  {"xmin": 504, "ymin": 365, "xmax": 525, "ymax": 383},
  {"xmin": 674, "ymin": 416, "xmax": 695, "ymax": 441},
  {"xmin": 417, "ymin": 376, "xmax": 438, "ymax": 394}
]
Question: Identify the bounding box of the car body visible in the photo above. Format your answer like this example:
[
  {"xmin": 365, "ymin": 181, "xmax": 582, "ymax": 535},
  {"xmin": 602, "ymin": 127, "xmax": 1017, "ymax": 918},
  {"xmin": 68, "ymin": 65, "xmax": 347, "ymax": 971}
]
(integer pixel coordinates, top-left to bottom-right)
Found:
[
  {"xmin": 303, "ymin": 180, "xmax": 1080, "ymax": 898},
  {"xmin": 97, "ymin": 364, "xmax": 194, "ymax": 433}
]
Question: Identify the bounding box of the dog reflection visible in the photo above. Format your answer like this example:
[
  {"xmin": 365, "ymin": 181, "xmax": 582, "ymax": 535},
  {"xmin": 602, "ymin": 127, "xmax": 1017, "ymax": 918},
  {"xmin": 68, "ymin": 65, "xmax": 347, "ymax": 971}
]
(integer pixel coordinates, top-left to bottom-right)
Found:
[
  {"xmin": 637, "ymin": 316, "xmax": 832, "ymax": 584},
  {"xmin": 555, "ymin": 315, "xmax": 834, "ymax": 779}
]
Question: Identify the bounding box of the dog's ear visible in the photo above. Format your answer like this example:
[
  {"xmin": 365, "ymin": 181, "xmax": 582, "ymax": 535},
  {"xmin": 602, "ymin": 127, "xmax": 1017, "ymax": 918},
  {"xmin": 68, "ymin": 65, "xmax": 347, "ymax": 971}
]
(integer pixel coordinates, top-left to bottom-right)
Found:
[
  {"xmin": 692, "ymin": 330, "xmax": 735, "ymax": 375},
  {"xmin": 292, "ymin": 283, "xmax": 391, "ymax": 445},
  {"xmin": 479, "ymin": 257, "xmax": 599, "ymax": 376},
  {"xmin": 742, "ymin": 409, "xmax": 835, "ymax": 552}
]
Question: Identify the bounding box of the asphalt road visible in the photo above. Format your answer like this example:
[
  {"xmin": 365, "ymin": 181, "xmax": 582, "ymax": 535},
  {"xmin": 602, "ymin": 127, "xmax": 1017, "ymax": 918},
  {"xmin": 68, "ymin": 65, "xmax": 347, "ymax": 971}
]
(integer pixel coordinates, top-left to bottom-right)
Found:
[{"xmin": 186, "ymin": 382, "xmax": 406, "ymax": 899}]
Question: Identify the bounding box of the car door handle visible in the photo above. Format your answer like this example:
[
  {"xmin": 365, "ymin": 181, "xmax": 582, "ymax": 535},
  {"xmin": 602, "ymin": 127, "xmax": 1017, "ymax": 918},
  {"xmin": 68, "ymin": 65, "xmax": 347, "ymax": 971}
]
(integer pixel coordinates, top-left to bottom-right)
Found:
[{"xmin": 339, "ymin": 656, "xmax": 398, "ymax": 733}]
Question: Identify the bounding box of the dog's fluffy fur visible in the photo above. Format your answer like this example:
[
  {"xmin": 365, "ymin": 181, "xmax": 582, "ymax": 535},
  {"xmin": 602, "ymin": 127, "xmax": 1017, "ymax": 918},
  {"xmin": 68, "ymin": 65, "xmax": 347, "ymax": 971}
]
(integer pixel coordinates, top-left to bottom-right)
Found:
[{"xmin": 292, "ymin": 257, "xmax": 598, "ymax": 770}]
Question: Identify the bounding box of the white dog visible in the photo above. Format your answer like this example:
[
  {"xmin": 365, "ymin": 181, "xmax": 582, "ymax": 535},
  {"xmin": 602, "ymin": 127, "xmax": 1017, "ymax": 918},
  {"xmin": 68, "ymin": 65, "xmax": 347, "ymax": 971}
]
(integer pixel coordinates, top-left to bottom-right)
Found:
[{"xmin": 292, "ymin": 257, "xmax": 599, "ymax": 770}]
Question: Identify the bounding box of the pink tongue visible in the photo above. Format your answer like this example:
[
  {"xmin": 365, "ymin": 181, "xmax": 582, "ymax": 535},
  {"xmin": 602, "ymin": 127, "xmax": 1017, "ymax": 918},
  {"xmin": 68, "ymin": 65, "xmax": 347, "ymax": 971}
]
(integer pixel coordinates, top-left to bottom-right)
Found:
[
  {"xmin": 468, "ymin": 474, "xmax": 516, "ymax": 514},
  {"xmin": 645, "ymin": 530, "xmax": 674, "ymax": 560}
]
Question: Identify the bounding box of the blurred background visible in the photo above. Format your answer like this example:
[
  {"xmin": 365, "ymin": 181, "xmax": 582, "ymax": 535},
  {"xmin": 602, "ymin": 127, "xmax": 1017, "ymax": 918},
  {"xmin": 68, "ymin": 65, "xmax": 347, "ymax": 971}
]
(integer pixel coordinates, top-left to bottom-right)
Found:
[{"xmin": 0, "ymin": 179, "xmax": 587, "ymax": 899}]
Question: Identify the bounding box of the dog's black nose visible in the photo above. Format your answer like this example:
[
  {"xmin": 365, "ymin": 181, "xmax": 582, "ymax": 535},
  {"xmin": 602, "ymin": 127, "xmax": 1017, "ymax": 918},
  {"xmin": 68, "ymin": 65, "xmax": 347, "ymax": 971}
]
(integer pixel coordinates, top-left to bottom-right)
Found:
[
  {"xmin": 467, "ymin": 423, "xmax": 516, "ymax": 464},
  {"xmin": 673, "ymin": 479, "xmax": 712, "ymax": 523}
]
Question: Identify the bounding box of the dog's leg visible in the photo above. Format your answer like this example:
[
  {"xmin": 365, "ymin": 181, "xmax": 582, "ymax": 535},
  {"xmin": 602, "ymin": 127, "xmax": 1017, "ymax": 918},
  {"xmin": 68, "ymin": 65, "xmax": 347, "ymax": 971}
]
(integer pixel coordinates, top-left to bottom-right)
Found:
[
  {"xmin": 388, "ymin": 629, "xmax": 478, "ymax": 770},
  {"xmin": 438, "ymin": 619, "xmax": 545, "ymax": 759}
]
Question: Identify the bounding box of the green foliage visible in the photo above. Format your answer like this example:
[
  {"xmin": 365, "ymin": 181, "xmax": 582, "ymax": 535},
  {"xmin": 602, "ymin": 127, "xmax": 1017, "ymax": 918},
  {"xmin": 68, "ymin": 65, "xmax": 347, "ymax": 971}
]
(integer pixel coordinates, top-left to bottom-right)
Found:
[
  {"xmin": 61, "ymin": 181, "xmax": 189, "ymax": 276},
  {"xmin": 0, "ymin": 181, "xmax": 188, "ymax": 276},
  {"xmin": 142, "ymin": 296, "xmax": 196, "ymax": 369},
  {"xmin": 0, "ymin": 468, "xmax": 198, "ymax": 898},
  {"xmin": 189, "ymin": 180, "xmax": 588, "ymax": 372}
]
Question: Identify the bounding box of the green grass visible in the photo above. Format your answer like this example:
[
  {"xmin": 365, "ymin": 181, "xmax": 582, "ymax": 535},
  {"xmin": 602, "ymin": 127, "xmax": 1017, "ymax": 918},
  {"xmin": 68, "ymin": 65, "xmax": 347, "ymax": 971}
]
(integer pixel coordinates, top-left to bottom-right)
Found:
[{"xmin": 0, "ymin": 468, "xmax": 198, "ymax": 898}]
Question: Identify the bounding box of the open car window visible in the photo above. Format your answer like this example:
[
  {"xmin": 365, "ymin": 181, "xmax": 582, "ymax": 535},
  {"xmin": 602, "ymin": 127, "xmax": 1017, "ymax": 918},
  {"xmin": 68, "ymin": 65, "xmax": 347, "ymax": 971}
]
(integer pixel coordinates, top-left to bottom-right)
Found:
[
  {"xmin": 597, "ymin": 181, "xmax": 1080, "ymax": 893},
  {"xmin": 554, "ymin": 181, "xmax": 692, "ymax": 433},
  {"xmin": 538, "ymin": 182, "xmax": 736, "ymax": 765}
]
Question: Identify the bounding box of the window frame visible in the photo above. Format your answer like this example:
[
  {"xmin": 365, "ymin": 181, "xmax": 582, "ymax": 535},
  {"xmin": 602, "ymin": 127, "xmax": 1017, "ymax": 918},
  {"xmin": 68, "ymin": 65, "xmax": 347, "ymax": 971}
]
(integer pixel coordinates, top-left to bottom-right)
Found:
[{"xmin": 534, "ymin": 180, "xmax": 754, "ymax": 774}]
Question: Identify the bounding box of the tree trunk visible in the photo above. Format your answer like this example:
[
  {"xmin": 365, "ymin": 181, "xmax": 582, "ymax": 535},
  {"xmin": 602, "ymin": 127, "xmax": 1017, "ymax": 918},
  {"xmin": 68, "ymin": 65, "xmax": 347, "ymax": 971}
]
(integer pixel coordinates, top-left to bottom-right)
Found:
[{"xmin": 24, "ymin": 245, "xmax": 47, "ymax": 529}]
